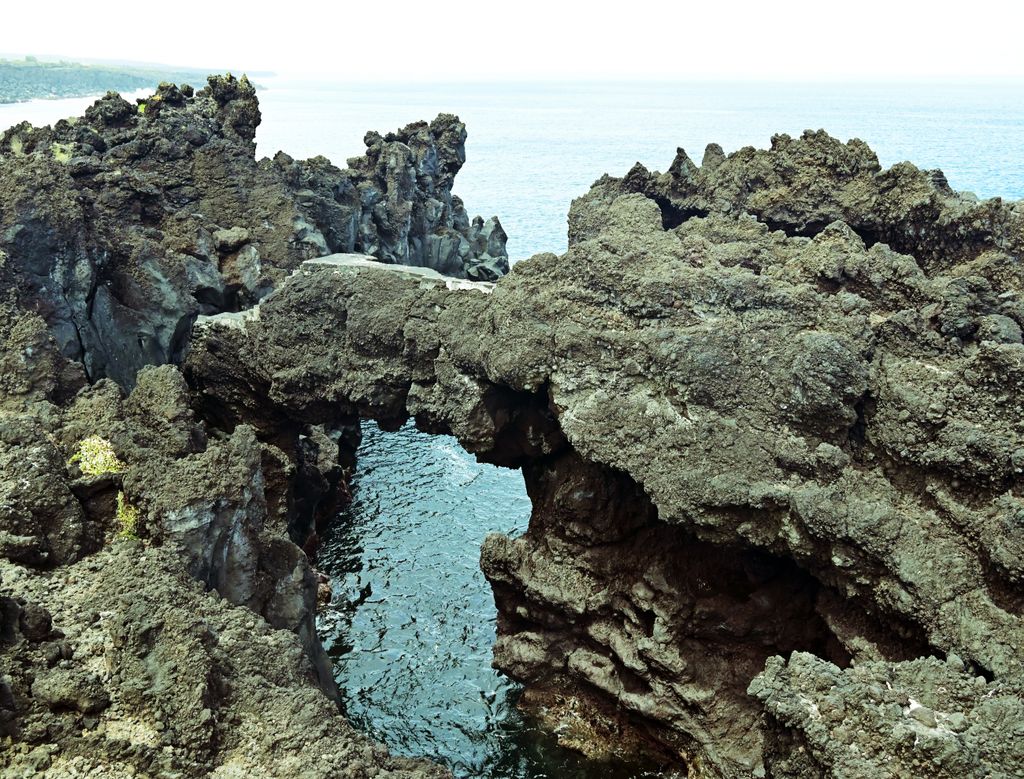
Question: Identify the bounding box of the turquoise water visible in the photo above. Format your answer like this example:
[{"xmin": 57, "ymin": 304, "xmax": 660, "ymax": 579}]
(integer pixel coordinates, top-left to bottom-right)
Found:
[
  {"xmin": 317, "ymin": 422, "xmax": 669, "ymax": 778},
  {"xmin": 317, "ymin": 423, "xmax": 531, "ymax": 774}
]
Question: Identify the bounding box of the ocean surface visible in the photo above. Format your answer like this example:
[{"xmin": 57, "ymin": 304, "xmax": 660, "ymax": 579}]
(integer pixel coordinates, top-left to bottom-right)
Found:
[
  {"xmin": 4, "ymin": 80, "xmax": 1024, "ymax": 778},
  {"xmin": 316, "ymin": 423, "xmax": 532, "ymax": 774},
  {"xmin": 252, "ymin": 79, "xmax": 1024, "ymax": 261}
]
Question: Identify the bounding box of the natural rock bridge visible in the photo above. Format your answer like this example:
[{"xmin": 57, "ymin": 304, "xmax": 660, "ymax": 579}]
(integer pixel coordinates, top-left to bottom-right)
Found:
[
  {"xmin": 3, "ymin": 77, "xmax": 1023, "ymax": 777},
  {"xmin": 184, "ymin": 172, "xmax": 1024, "ymax": 776}
]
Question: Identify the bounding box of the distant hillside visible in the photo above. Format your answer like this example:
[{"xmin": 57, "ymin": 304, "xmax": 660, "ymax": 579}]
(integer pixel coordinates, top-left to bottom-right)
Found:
[{"xmin": 0, "ymin": 57, "xmax": 217, "ymax": 103}]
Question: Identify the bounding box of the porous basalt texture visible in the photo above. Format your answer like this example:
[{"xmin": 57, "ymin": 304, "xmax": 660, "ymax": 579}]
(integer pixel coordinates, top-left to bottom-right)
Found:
[
  {"xmin": 0, "ymin": 76, "xmax": 507, "ymax": 388},
  {"xmin": 0, "ymin": 85, "xmax": 506, "ymax": 776},
  {"xmin": 185, "ymin": 129, "xmax": 1024, "ymax": 776},
  {"xmin": 570, "ymin": 129, "xmax": 1024, "ymax": 272},
  {"xmin": 6, "ymin": 107, "xmax": 1024, "ymax": 777},
  {"xmin": 0, "ymin": 81, "xmax": 505, "ymax": 777},
  {"xmin": 0, "ymin": 547, "xmax": 447, "ymax": 779},
  {"xmin": 749, "ymin": 652, "xmax": 1024, "ymax": 778},
  {"xmin": 0, "ymin": 301, "xmax": 446, "ymax": 777}
]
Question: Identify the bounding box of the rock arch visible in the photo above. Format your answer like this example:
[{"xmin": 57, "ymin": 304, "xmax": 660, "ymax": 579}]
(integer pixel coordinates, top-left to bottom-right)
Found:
[{"xmin": 184, "ymin": 182, "xmax": 1024, "ymax": 778}]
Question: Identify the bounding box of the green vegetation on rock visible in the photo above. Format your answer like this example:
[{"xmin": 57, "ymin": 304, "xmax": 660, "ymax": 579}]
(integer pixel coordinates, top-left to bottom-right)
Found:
[
  {"xmin": 68, "ymin": 435, "xmax": 125, "ymax": 476},
  {"xmin": 115, "ymin": 491, "xmax": 141, "ymax": 539}
]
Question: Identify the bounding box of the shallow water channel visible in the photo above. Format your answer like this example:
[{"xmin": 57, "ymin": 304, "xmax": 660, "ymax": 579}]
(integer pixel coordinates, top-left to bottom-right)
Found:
[{"xmin": 316, "ymin": 421, "xmax": 666, "ymax": 778}]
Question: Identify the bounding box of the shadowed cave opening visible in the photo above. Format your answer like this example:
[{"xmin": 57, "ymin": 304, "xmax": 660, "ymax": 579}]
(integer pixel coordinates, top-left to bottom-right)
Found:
[
  {"xmin": 760, "ymin": 216, "xmax": 883, "ymax": 249},
  {"xmin": 652, "ymin": 195, "xmax": 708, "ymax": 230}
]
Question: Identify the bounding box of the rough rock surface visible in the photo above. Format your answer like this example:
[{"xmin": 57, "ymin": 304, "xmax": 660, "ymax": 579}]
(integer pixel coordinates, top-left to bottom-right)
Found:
[
  {"xmin": 0, "ymin": 299, "xmax": 444, "ymax": 777},
  {"xmin": 5, "ymin": 95, "xmax": 1024, "ymax": 778},
  {"xmin": 0, "ymin": 82, "xmax": 509, "ymax": 777},
  {"xmin": 1, "ymin": 546, "xmax": 447, "ymax": 779},
  {"xmin": 749, "ymin": 652, "xmax": 1024, "ymax": 778},
  {"xmin": 0, "ymin": 76, "xmax": 507, "ymax": 388},
  {"xmin": 570, "ymin": 129, "xmax": 1023, "ymax": 272},
  {"xmin": 185, "ymin": 129, "xmax": 1024, "ymax": 777}
]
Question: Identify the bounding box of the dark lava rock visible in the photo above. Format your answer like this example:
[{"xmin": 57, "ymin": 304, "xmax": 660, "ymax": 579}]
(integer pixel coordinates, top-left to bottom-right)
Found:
[
  {"xmin": 184, "ymin": 130, "xmax": 1024, "ymax": 777},
  {"xmin": 0, "ymin": 75, "xmax": 507, "ymax": 389},
  {"xmin": 1, "ymin": 545, "xmax": 448, "ymax": 778},
  {"xmin": 0, "ymin": 302, "xmax": 447, "ymax": 777},
  {"xmin": 5, "ymin": 87, "xmax": 1024, "ymax": 776}
]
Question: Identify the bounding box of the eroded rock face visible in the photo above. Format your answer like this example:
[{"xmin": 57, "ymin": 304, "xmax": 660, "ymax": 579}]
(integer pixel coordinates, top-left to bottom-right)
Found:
[
  {"xmin": 570, "ymin": 129, "xmax": 1024, "ymax": 272},
  {"xmin": 0, "ymin": 305, "xmax": 332, "ymax": 681},
  {"xmin": 750, "ymin": 652, "xmax": 1024, "ymax": 778},
  {"xmin": 184, "ymin": 130, "xmax": 1024, "ymax": 775},
  {"xmin": 0, "ymin": 547, "xmax": 447, "ymax": 779},
  {"xmin": 0, "ymin": 301, "xmax": 446, "ymax": 777},
  {"xmin": 0, "ymin": 82, "xmax": 500, "ymax": 777},
  {"xmin": 0, "ymin": 76, "xmax": 507, "ymax": 388},
  {"xmin": 5, "ymin": 106, "xmax": 1024, "ymax": 776},
  {"xmin": 348, "ymin": 121, "xmax": 510, "ymax": 279}
]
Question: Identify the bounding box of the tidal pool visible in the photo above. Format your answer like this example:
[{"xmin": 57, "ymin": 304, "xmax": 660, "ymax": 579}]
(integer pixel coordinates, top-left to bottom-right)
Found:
[{"xmin": 316, "ymin": 421, "xmax": 667, "ymax": 778}]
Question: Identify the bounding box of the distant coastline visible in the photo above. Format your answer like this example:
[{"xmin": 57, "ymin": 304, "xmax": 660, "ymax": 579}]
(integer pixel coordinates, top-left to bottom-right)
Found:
[{"xmin": 0, "ymin": 56, "xmax": 231, "ymax": 103}]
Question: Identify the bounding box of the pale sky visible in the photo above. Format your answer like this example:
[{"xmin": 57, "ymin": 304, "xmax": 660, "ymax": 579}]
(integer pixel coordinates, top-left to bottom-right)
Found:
[{"xmin": 3, "ymin": 0, "xmax": 1023, "ymax": 81}]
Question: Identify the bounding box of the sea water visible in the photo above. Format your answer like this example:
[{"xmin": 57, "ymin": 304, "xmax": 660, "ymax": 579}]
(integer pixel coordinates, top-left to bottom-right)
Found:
[
  {"xmin": 316, "ymin": 423, "xmax": 665, "ymax": 778},
  {"xmin": 5, "ymin": 79, "xmax": 1024, "ymax": 778}
]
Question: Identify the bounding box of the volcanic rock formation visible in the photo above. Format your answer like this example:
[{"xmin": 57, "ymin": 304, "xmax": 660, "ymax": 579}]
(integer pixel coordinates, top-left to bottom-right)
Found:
[
  {"xmin": 0, "ymin": 299, "xmax": 446, "ymax": 778},
  {"xmin": 0, "ymin": 75, "xmax": 507, "ymax": 388},
  {"xmin": 185, "ymin": 131, "xmax": 1024, "ymax": 778},
  {"xmin": 3, "ymin": 75, "xmax": 1024, "ymax": 779},
  {"xmin": 0, "ymin": 76, "xmax": 510, "ymax": 778}
]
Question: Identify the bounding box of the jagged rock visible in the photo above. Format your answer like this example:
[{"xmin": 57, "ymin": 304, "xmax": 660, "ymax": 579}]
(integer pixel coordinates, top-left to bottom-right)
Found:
[
  {"xmin": 749, "ymin": 652, "xmax": 1024, "ymax": 778},
  {"xmin": 0, "ymin": 350, "xmax": 97, "ymax": 565},
  {"xmin": 0, "ymin": 546, "xmax": 447, "ymax": 778},
  {"xmin": 0, "ymin": 311, "xmax": 446, "ymax": 776},
  {"xmin": 0, "ymin": 300, "xmax": 86, "ymax": 405},
  {"xmin": 184, "ymin": 133, "xmax": 1024, "ymax": 776},
  {"xmin": 30, "ymin": 669, "xmax": 110, "ymax": 714},
  {"xmin": 570, "ymin": 129, "xmax": 1024, "ymax": 272},
  {"xmin": 0, "ymin": 75, "xmax": 507, "ymax": 389},
  {"xmin": 213, "ymin": 226, "xmax": 251, "ymax": 252},
  {"xmin": 345, "ymin": 116, "xmax": 510, "ymax": 277},
  {"xmin": 464, "ymin": 215, "xmax": 510, "ymax": 281},
  {"xmin": 5, "ymin": 94, "xmax": 1024, "ymax": 778}
]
